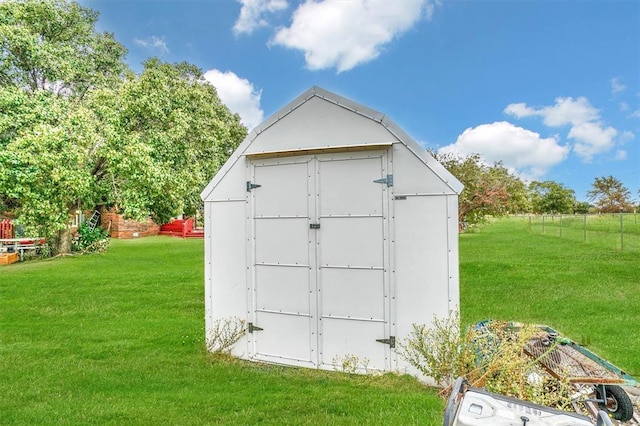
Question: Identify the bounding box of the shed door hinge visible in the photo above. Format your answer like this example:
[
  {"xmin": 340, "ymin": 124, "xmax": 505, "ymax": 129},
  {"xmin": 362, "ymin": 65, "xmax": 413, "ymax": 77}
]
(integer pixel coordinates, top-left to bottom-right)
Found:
[
  {"xmin": 246, "ymin": 181, "xmax": 262, "ymax": 192},
  {"xmin": 376, "ymin": 336, "xmax": 395, "ymax": 348},
  {"xmin": 248, "ymin": 322, "xmax": 263, "ymax": 333},
  {"xmin": 373, "ymin": 174, "xmax": 393, "ymax": 187}
]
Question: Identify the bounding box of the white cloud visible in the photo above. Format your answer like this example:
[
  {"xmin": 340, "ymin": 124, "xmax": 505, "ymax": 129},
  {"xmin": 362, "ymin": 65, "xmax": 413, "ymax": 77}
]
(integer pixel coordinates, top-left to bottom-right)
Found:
[
  {"xmin": 568, "ymin": 122, "xmax": 617, "ymax": 162},
  {"xmin": 510, "ymin": 96, "xmax": 599, "ymax": 127},
  {"xmin": 620, "ymin": 130, "xmax": 635, "ymax": 143},
  {"xmin": 611, "ymin": 77, "xmax": 626, "ymax": 94},
  {"xmin": 133, "ymin": 36, "xmax": 169, "ymax": 55},
  {"xmin": 233, "ymin": 0, "xmax": 288, "ymax": 35},
  {"xmin": 203, "ymin": 69, "xmax": 264, "ymax": 131},
  {"xmin": 271, "ymin": 0, "xmax": 434, "ymax": 72},
  {"xmin": 505, "ymin": 97, "xmax": 619, "ymax": 162},
  {"xmin": 438, "ymin": 121, "xmax": 569, "ymax": 179},
  {"xmin": 615, "ymin": 150, "xmax": 627, "ymax": 160}
]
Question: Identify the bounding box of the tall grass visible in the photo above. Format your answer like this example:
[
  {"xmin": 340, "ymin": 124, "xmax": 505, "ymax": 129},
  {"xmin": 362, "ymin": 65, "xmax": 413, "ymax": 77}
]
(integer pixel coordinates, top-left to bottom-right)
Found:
[{"xmin": 0, "ymin": 237, "xmax": 442, "ymax": 425}]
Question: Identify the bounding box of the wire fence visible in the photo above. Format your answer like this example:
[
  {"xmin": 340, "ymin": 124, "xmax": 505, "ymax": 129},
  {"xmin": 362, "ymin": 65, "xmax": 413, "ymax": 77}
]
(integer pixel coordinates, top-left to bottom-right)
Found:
[{"xmin": 527, "ymin": 213, "xmax": 640, "ymax": 252}]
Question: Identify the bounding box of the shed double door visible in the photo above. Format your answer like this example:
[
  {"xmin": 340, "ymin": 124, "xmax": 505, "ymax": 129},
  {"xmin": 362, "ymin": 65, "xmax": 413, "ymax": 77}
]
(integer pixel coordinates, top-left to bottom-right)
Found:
[{"xmin": 248, "ymin": 150, "xmax": 393, "ymax": 371}]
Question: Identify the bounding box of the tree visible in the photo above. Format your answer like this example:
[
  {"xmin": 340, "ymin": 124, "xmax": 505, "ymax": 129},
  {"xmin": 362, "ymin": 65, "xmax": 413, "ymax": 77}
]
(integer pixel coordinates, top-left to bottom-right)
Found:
[
  {"xmin": 0, "ymin": 0, "xmax": 247, "ymax": 254},
  {"xmin": 90, "ymin": 58, "xmax": 247, "ymax": 225},
  {"xmin": 573, "ymin": 201, "xmax": 592, "ymax": 215},
  {"xmin": 587, "ymin": 176, "xmax": 633, "ymax": 213},
  {"xmin": 0, "ymin": 0, "xmax": 127, "ymax": 98},
  {"xmin": 528, "ymin": 181, "xmax": 575, "ymax": 214},
  {"xmin": 0, "ymin": 94, "xmax": 100, "ymax": 252},
  {"xmin": 434, "ymin": 152, "xmax": 516, "ymax": 226}
]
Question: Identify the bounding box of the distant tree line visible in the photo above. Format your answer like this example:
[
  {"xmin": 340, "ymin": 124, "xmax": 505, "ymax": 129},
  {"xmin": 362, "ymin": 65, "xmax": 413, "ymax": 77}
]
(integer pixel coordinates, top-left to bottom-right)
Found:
[{"xmin": 432, "ymin": 152, "xmax": 637, "ymax": 227}]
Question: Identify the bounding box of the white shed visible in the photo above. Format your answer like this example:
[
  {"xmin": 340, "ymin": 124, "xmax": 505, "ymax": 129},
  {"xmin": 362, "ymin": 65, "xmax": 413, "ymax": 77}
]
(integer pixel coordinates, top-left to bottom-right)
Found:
[{"xmin": 201, "ymin": 86, "xmax": 463, "ymax": 374}]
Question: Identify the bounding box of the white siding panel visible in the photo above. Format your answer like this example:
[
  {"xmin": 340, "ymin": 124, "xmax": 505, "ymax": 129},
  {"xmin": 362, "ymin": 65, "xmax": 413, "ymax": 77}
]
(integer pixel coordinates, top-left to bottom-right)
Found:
[
  {"xmin": 246, "ymin": 97, "xmax": 397, "ymax": 155},
  {"xmin": 208, "ymin": 156, "xmax": 247, "ymax": 201},
  {"xmin": 447, "ymin": 195, "xmax": 460, "ymax": 311},
  {"xmin": 255, "ymin": 265, "xmax": 310, "ymax": 314},
  {"xmin": 209, "ymin": 200, "xmax": 247, "ymax": 323},
  {"xmin": 255, "ymin": 311, "xmax": 313, "ymax": 363},
  {"xmin": 394, "ymin": 196, "xmax": 451, "ymax": 341},
  {"xmin": 318, "ymin": 155, "xmax": 384, "ymax": 216},
  {"xmin": 392, "ymin": 144, "xmax": 454, "ymax": 195},
  {"xmin": 320, "ymin": 268, "xmax": 385, "ymax": 320},
  {"xmin": 321, "ymin": 318, "xmax": 387, "ymax": 371},
  {"xmin": 319, "ymin": 217, "xmax": 384, "ymax": 268}
]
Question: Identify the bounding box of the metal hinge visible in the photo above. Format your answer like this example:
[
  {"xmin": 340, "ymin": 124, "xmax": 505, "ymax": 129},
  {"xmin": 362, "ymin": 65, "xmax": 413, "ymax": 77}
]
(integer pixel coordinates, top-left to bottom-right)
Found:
[
  {"xmin": 376, "ymin": 336, "xmax": 396, "ymax": 348},
  {"xmin": 248, "ymin": 322, "xmax": 263, "ymax": 333},
  {"xmin": 373, "ymin": 174, "xmax": 393, "ymax": 187},
  {"xmin": 246, "ymin": 181, "xmax": 262, "ymax": 192}
]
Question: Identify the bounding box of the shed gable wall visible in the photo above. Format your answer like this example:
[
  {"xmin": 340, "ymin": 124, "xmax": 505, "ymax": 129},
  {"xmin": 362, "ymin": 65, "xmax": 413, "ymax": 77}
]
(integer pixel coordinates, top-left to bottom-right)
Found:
[{"xmin": 245, "ymin": 97, "xmax": 399, "ymax": 155}]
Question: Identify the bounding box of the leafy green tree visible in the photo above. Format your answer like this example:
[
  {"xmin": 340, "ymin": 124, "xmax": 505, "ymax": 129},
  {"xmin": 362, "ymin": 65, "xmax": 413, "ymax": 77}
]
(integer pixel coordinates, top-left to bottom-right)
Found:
[
  {"xmin": 587, "ymin": 176, "xmax": 633, "ymax": 213},
  {"xmin": 0, "ymin": 0, "xmax": 247, "ymax": 254},
  {"xmin": 573, "ymin": 201, "xmax": 592, "ymax": 214},
  {"xmin": 0, "ymin": 0, "xmax": 127, "ymax": 98},
  {"xmin": 90, "ymin": 58, "xmax": 247, "ymax": 225},
  {"xmin": 528, "ymin": 180, "xmax": 575, "ymax": 214},
  {"xmin": 435, "ymin": 153, "xmax": 517, "ymax": 226}
]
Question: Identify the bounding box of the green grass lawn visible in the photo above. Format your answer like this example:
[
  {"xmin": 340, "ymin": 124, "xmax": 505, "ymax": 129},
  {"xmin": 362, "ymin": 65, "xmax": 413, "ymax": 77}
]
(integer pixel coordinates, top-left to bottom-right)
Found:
[
  {"xmin": 461, "ymin": 217, "xmax": 640, "ymax": 378},
  {"xmin": 0, "ymin": 237, "xmax": 442, "ymax": 425},
  {"xmin": 2, "ymin": 218, "xmax": 638, "ymax": 424}
]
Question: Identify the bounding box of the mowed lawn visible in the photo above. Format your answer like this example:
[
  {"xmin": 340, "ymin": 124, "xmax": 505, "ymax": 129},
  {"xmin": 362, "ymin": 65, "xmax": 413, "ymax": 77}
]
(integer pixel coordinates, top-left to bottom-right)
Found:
[
  {"xmin": 460, "ymin": 217, "xmax": 640, "ymax": 378},
  {"xmin": 1, "ymin": 218, "xmax": 638, "ymax": 424},
  {"xmin": 0, "ymin": 237, "xmax": 442, "ymax": 425}
]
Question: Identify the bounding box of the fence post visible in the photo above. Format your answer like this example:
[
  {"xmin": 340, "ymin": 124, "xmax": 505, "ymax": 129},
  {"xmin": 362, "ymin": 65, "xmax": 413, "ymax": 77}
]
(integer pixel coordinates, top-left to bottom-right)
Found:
[
  {"xmin": 560, "ymin": 215, "xmax": 563, "ymax": 238},
  {"xmin": 620, "ymin": 211, "xmax": 624, "ymax": 250}
]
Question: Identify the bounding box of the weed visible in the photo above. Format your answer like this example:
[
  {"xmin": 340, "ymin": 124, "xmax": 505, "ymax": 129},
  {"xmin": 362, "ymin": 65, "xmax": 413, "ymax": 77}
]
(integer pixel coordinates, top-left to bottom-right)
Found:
[
  {"xmin": 331, "ymin": 354, "xmax": 372, "ymax": 374},
  {"xmin": 205, "ymin": 316, "xmax": 246, "ymax": 353}
]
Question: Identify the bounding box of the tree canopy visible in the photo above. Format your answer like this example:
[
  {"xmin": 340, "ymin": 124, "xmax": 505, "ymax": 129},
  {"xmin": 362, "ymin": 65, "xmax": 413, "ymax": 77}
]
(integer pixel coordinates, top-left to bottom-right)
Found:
[
  {"xmin": 433, "ymin": 152, "xmax": 527, "ymax": 225},
  {"xmin": 0, "ymin": 0, "xmax": 246, "ymax": 253},
  {"xmin": 587, "ymin": 175, "xmax": 633, "ymax": 213},
  {"xmin": 528, "ymin": 180, "xmax": 576, "ymax": 214}
]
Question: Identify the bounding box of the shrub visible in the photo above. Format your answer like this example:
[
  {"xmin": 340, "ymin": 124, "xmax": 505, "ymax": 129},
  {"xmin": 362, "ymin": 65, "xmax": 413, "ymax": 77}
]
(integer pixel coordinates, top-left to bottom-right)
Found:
[
  {"xmin": 400, "ymin": 312, "xmax": 573, "ymax": 409},
  {"xmin": 71, "ymin": 223, "xmax": 110, "ymax": 253}
]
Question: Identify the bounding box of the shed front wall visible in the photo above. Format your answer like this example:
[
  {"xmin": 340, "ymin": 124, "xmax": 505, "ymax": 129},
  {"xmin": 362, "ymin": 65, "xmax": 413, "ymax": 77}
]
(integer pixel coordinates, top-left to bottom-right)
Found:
[{"xmin": 205, "ymin": 141, "xmax": 460, "ymax": 374}]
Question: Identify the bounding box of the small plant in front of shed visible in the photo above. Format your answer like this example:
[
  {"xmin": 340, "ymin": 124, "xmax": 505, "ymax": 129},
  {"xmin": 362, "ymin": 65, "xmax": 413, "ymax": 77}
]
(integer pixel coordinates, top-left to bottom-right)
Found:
[
  {"xmin": 400, "ymin": 310, "xmax": 476, "ymax": 388},
  {"xmin": 332, "ymin": 354, "xmax": 371, "ymax": 374},
  {"xmin": 205, "ymin": 317, "xmax": 246, "ymax": 354}
]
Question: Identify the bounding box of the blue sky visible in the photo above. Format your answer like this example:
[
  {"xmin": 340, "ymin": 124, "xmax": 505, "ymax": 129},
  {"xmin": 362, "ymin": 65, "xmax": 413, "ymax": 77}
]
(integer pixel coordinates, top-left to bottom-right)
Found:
[{"xmin": 83, "ymin": 0, "xmax": 639, "ymax": 202}]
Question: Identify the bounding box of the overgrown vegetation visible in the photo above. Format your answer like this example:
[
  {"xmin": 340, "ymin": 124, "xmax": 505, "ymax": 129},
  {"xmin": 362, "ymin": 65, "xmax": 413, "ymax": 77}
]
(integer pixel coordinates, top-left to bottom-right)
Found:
[
  {"xmin": 401, "ymin": 313, "xmax": 573, "ymax": 410},
  {"xmin": 71, "ymin": 223, "xmax": 110, "ymax": 253}
]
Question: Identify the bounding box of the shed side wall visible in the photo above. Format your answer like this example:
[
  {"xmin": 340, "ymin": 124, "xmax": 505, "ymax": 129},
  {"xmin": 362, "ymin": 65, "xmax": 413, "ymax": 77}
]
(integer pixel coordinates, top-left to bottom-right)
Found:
[{"xmin": 205, "ymin": 199, "xmax": 248, "ymax": 357}]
